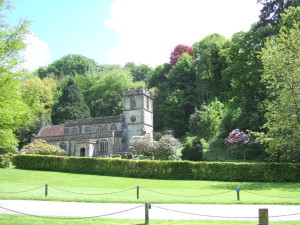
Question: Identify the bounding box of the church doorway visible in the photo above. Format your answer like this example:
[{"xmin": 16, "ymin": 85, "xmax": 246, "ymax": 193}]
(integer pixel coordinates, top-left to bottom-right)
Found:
[{"xmin": 80, "ymin": 148, "xmax": 85, "ymax": 157}]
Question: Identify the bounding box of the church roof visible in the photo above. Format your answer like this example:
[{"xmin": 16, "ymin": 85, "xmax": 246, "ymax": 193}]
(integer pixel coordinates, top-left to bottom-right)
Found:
[{"xmin": 37, "ymin": 125, "xmax": 65, "ymax": 137}]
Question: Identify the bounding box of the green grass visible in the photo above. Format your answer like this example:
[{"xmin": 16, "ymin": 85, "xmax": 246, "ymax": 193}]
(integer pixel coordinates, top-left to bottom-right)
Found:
[
  {"xmin": 0, "ymin": 167, "xmax": 299, "ymax": 204},
  {"xmin": 0, "ymin": 215, "xmax": 299, "ymax": 225}
]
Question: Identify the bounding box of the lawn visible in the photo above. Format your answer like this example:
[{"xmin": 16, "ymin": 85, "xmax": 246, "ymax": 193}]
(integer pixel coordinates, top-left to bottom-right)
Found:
[
  {"xmin": 0, "ymin": 167, "xmax": 299, "ymax": 205},
  {"xmin": 0, "ymin": 215, "xmax": 299, "ymax": 225}
]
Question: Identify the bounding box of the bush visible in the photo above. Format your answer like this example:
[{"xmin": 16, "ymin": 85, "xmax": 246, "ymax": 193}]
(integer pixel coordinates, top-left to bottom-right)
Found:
[
  {"xmin": 21, "ymin": 139, "xmax": 66, "ymax": 155},
  {"xmin": 0, "ymin": 154, "xmax": 10, "ymax": 168},
  {"xmin": 12, "ymin": 155, "xmax": 299, "ymax": 182},
  {"xmin": 181, "ymin": 137, "xmax": 203, "ymax": 161}
]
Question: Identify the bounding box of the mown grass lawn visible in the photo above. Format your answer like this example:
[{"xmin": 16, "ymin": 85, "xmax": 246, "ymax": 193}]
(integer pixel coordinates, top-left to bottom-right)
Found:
[
  {"xmin": 0, "ymin": 167, "xmax": 299, "ymax": 205},
  {"xmin": 0, "ymin": 215, "xmax": 299, "ymax": 225}
]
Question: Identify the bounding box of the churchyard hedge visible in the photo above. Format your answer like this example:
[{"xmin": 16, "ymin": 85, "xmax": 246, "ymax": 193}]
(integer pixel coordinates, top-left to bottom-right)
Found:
[
  {"xmin": 0, "ymin": 154, "xmax": 10, "ymax": 168},
  {"xmin": 12, "ymin": 154, "xmax": 300, "ymax": 182}
]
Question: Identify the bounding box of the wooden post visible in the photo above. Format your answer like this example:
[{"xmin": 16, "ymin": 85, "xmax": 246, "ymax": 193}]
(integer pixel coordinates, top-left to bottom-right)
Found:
[
  {"xmin": 258, "ymin": 208, "xmax": 268, "ymax": 225},
  {"xmin": 137, "ymin": 185, "xmax": 139, "ymax": 199},
  {"xmin": 45, "ymin": 184, "xmax": 48, "ymax": 197},
  {"xmin": 236, "ymin": 187, "xmax": 240, "ymax": 201},
  {"xmin": 145, "ymin": 202, "xmax": 149, "ymax": 224}
]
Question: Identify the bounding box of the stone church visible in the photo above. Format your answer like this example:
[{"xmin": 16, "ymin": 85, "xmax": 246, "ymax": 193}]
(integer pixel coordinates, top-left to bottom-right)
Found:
[{"xmin": 33, "ymin": 87, "xmax": 153, "ymax": 157}]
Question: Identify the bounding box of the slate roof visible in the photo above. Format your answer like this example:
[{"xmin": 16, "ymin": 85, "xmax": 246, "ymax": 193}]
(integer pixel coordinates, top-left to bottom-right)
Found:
[{"xmin": 37, "ymin": 125, "xmax": 64, "ymax": 137}]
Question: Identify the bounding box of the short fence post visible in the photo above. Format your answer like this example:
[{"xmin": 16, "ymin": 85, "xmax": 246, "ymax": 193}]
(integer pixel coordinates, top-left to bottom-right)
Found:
[
  {"xmin": 258, "ymin": 208, "xmax": 268, "ymax": 225},
  {"xmin": 236, "ymin": 187, "xmax": 240, "ymax": 201},
  {"xmin": 45, "ymin": 184, "xmax": 48, "ymax": 197},
  {"xmin": 137, "ymin": 185, "xmax": 139, "ymax": 199},
  {"xmin": 145, "ymin": 202, "xmax": 150, "ymax": 224}
]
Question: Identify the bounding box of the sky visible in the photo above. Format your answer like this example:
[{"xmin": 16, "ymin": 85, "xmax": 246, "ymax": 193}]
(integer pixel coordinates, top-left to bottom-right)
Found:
[{"xmin": 7, "ymin": 0, "xmax": 262, "ymax": 71}]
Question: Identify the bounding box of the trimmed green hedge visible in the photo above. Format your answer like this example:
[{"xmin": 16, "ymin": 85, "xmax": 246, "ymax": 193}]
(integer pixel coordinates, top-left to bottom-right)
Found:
[
  {"xmin": 0, "ymin": 154, "xmax": 10, "ymax": 168},
  {"xmin": 12, "ymin": 154, "xmax": 300, "ymax": 182}
]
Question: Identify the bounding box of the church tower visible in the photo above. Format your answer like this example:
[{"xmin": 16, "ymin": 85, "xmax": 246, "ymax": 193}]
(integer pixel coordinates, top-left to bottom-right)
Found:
[{"xmin": 123, "ymin": 87, "xmax": 153, "ymax": 149}]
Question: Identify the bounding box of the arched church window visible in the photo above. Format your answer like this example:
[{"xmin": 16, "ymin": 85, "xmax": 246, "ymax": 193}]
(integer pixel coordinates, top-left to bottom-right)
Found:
[
  {"xmin": 59, "ymin": 142, "xmax": 67, "ymax": 151},
  {"xmin": 97, "ymin": 125, "xmax": 104, "ymax": 132},
  {"xmin": 100, "ymin": 139, "xmax": 108, "ymax": 152},
  {"xmin": 71, "ymin": 128, "xmax": 77, "ymax": 134},
  {"xmin": 111, "ymin": 124, "xmax": 117, "ymax": 131},
  {"xmin": 115, "ymin": 139, "xmax": 122, "ymax": 151},
  {"xmin": 130, "ymin": 96, "xmax": 136, "ymax": 109},
  {"xmin": 84, "ymin": 126, "xmax": 91, "ymax": 133}
]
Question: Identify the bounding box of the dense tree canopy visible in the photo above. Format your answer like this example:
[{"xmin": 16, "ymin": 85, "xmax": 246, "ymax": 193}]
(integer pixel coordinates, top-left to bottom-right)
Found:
[
  {"xmin": 52, "ymin": 77, "xmax": 90, "ymax": 124},
  {"xmin": 260, "ymin": 7, "xmax": 300, "ymax": 162}
]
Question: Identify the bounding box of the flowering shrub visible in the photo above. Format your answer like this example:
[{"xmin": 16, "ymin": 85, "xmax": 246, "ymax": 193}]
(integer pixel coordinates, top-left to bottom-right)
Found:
[
  {"xmin": 130, "ymin": 135, "xmax": 181, "ymax": 160},
  {"xmin": 225, "ymin": 129, "xmax": 250, "ymax": 149},
  {"xmin": 21, "ymin": 139, "xmax": 66, "ymax": 156}
]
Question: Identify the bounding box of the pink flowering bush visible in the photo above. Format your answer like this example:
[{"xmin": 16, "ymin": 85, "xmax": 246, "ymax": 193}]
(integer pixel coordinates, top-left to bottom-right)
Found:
[
  {"xmin": 225, "ymin": 129, "xmax": 250, "ymax": 149},
  {"xmin": 21, "ymin": 139, "xmax": 66, "ymax": 156}
]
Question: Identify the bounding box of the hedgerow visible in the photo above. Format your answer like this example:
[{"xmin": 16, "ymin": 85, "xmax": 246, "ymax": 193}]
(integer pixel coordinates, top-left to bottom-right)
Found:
[{"xmin": 11, "ymin": 155, "xmax": 300, "ymax": 182}]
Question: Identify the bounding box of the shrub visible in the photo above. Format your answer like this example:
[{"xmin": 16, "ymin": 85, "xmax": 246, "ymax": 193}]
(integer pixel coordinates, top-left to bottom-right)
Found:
[
  {"xmin": 181, "ymin": 137, "xmax": 203, "ymax": 161},
  {"xmin": 0, "ymin": 154, "xmax": 10, "ymax": 168},
  {"xmin": 11, "ymin": 155, "xmax": 300, "ymax": 182},
  {"xmin": 21, "ymin": 139, "xmax": 66, "ymax": 155}
]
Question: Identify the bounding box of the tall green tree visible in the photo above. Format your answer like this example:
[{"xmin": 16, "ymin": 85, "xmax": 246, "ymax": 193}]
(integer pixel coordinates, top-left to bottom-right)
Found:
[
  {"xmin": 52, "ymin": 78, "xmax": 90, "ymax": 124},
  {"xmin": 193, "ymin": 33, "xmax": 227, "ymax": 104},
  {"xmin": 37, "ymin": 54, "xmax": 99, "ymax": 79},
  {"xmin": 75, "ymin": 68, "xmax": 138, "ymax": 117},
  {"xmin": 260, "ymin": 7, "xmax": 300, "ymax": 162},
  {"xmin": 124, "ymin": 62, "xmax": 153, "ymax": 82},
  {"xmin": 0, "ymin": 0, "xmax": 30, "ymax": 152}
]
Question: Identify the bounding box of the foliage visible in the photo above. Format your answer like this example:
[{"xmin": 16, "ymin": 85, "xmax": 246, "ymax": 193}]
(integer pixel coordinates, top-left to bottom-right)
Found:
[
  {"xmin": 193, "ymin": 33, "xmax": 227, "ymax": 103},
  {"xmin": 16, "ymin": 77, "xmax": 57, "ymax": 147},
  {"xmin": 36, "ymin": 54, "xmax": 99, "ymax": 79},
  {"xmin": 0, "ymin": 1, "xmax": 31, "ymax": 152},
  {"xmin": 51, "ymin": 77, "xmax": 90, "ymax": 124},
  {"xmin": 189, "ymin": 98, "xmax": 224, "ymax": 139},
  {"xmin": 21, "ymin": 139, "xmax": 66, "ymax": 155},
  {"xmin": 131, "ymin": 134, "xmax": 181, "ymax": 160},
  {"xmin": 75, "ymin": 68, "xmax": 135, "ymax": 117},
  {"xmin": 181, "ymin": 137, "xmax": 203, "ymax": 161},
  {"xmin": 225, "ymin": 129, "xmax": 251, "ymax": 149},
  {"xmin": 256, "ymin": 0, "xmax": 300, "ymax": 35},
  {"xmin": 12, "ymin": 154, "xmax": 300, "ymax": 182},
  {"xmin": 0, "ymin": 154, "xmax": 10, "ymax": 168},
  {"xmin": 124, "ymin": 62, "xmax": 153, "ymax": 82},
  {"xmin": 260, "ymin": 7, "xmax": 300, "ymax": 162},
  {"xmin": 169, "ymin": 44, "xmax": 193, "ymax": 68}
]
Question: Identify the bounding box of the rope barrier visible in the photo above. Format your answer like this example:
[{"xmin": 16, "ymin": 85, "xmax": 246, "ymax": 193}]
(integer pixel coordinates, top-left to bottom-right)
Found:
[
  {"xmin": 140, "ymin": 187, "xmax": 232, "ymax": 197},
  {"xmin": 0, "ymin": 186, "xmax": 44, "ymax": 194},
  {"xmin": 48, "ymin": 185, "xmax": 136, "ymax": 196},
  {"xmin": 269, "ymin": 212, "xmax": 300, "ymax": 218},
  {"xmin": 0, "ymin": 204, "xmax": 143, "ymax": 220},
  {"xmin": 243, "ymin": 190, "xmax": 298, "ymax": 199},
  {"xmin": 152, "ymin": 205, "xmax": 259, "ymax": 219}
]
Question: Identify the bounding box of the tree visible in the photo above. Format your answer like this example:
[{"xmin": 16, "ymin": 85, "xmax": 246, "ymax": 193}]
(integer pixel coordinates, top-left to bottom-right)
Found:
[
  {"xmin": 181, "ymin": 137, "xmax": 203, "ymax": 161},
  {"xmin": 169, "ymin": 44, "xmax": 193, "ymax": 68},
  {"xmin": 256, "ymin": 0, "xmax": 300, "ymax": 35},
  {"xmin": 260, "ymin": 7, "xmax": 300, "ymax": 162},
  {"xmin": 162, "ymin": 54, "xmax": 196, "ymax": 136},
  {"xmin": 17, "ymin": 77, "xmax": 57, "ymax": 147},
  {"xmin": 52, "ymin": 77, "xmax": 90, "ymax": 124},
  {"xmin": 37, "ymin": 54, "xmax": 99, "ymax": 79},
  {"xmin": 0, "ymin": 1, "xmax": 30, "ymax": 152},
  {"xmin": 75, "ymin": 68, "xmax": 137, "ymax": 117},
  {"xmin": 124, "ymin": 62, "xmax": 153, "ymax": 82},
  {"xmin": 193, "ymin": 34, "xmax": 227, "ymax": 103}
]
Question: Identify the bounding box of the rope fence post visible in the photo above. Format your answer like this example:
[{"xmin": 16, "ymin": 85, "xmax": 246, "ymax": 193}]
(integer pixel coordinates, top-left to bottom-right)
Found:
[
  {"xmin": 145, "ymin": 202, "xmax": 150, "ymax": 224},
  {"xmin": 137, "ymin": 185, "xmax": 139, "ymax": 199},
  {"xmin": 45, "ymin": 184, "xmax": 48, "ymax": 197},
  {"xmin": 258, "ymin": 208, "xmax": 268, "ymax": 225},
  {"xmin": 236, "ymin": 187, "xmax": 240, "ymax": 201}
]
